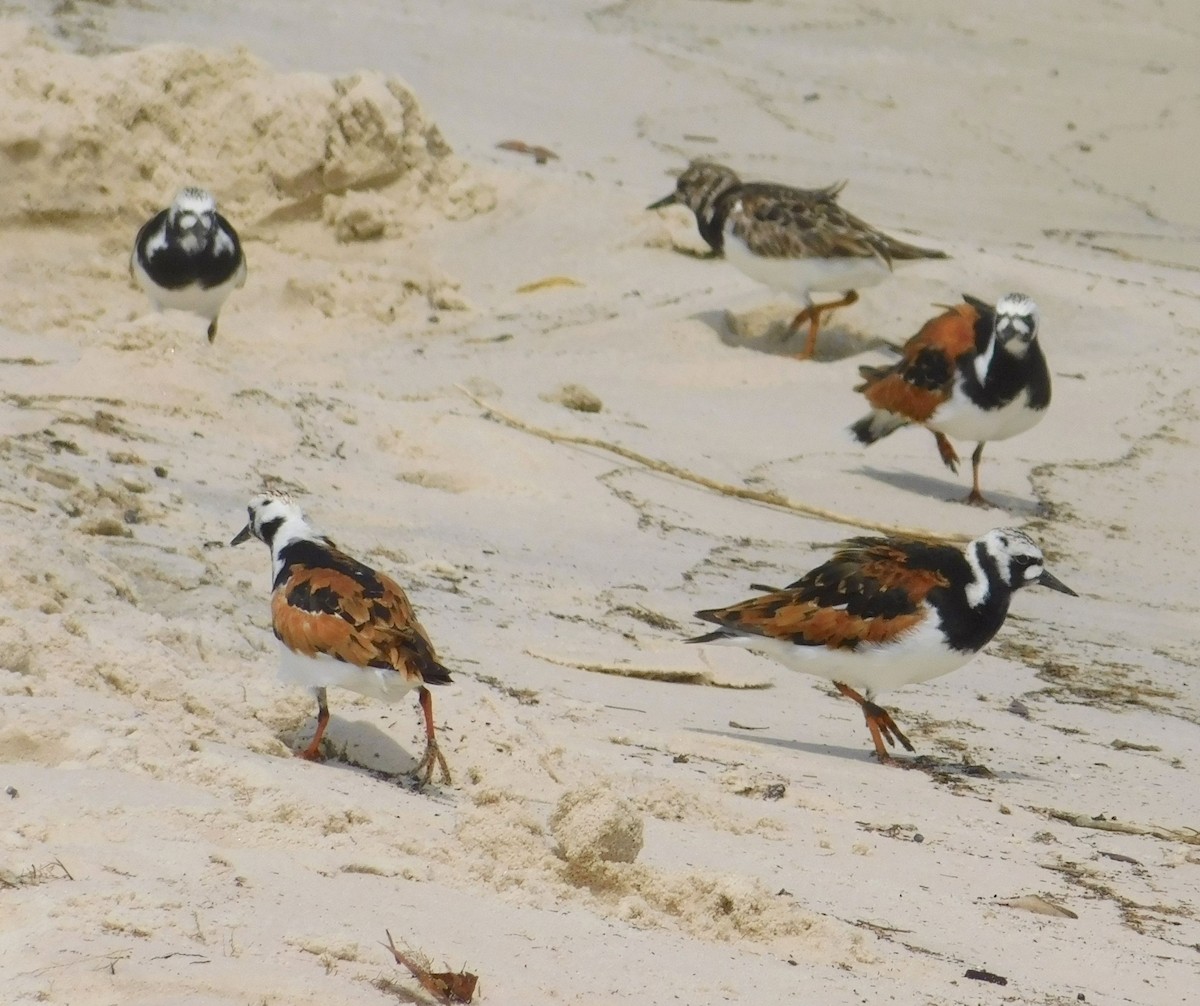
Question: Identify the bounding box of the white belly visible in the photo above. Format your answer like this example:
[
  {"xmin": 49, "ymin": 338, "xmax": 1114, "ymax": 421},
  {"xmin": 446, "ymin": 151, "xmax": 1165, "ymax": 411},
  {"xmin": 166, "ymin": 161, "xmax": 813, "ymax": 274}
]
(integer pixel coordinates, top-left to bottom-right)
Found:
[
  {"xmin": 927, "ymin": 386, "xmax": 1046, "ymax": 444},
  {"xmin": 723, "ymin": 231, "xmax": 893, "ymax": 298},
  {"xmin": 710, "ymin": 616, "xmax": 972, "ymax": 697},
  {"xmin": 276, "ymin": 642, "xmax": 418, "ymax": 702},
  {"xmin": 133, "ymin": 259, "xmax": 245, "ymax": 323}
]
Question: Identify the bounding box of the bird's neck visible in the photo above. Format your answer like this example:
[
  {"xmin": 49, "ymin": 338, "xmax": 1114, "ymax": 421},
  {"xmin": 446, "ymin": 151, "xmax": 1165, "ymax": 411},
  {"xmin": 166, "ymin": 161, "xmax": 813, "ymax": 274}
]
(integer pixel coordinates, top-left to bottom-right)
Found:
[
  {"xmin": 693, "ymin": 183, "xmax": 740, "ymax": 253},
  {"xmin": 929, "ymin": 542, "xmax": 1014, "ymax": 654},
  {"xmin": 267, "ymin": 516, "xmax": 321, "ymax": 583}
]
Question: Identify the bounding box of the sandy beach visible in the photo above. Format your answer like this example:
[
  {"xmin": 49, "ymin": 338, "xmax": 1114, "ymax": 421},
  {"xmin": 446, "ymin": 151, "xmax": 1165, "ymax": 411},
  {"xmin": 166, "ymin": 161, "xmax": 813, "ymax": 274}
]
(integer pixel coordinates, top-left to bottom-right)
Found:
[{"xmin": 1, "ymin": 2, "xmax": 1198, "ymax": 1003}]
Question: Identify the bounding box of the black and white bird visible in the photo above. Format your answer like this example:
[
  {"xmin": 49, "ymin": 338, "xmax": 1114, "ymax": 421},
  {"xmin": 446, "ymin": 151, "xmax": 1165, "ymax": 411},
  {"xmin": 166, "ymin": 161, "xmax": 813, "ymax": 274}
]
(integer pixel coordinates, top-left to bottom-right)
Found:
[
  {"xmin": 231, "ymin": 491, "xmax": 452, "ymax": 787},
  {"xmin": 131, "ymin": 187, "xmax": 246, "ymax": 343},
  {"xmin": 850, "ymin": 293, "xmax": 1051, "ymax": 506},
  {"xmin": 648, "ymin": 161, "xmax": 947, "ymax": 359},
  {"xmin": 687, "ymin": 528, "xmax": 1075, "ymax": 762}
]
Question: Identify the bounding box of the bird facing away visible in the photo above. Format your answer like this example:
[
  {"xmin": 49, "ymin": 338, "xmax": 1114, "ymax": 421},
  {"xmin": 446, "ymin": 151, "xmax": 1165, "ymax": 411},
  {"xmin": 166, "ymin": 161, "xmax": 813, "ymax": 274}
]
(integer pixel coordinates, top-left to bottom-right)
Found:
[
  {"xmin": 231, "ymin": 491, "xmax": 452, "ymax": 787},
  {"xmin": 131, "ymin": 187, "xmax": 247, "ymax": 342},
  {"xmin": 648, "ymin": 161, "xmax": 948, "ymax": 359},
  {"xmin": 687, "ymin": 528, "xmax": 1075, "ymax": 763},
  {"xmin": 851, "ymin": 293, "xmax": 1051, "ymax": 506}
]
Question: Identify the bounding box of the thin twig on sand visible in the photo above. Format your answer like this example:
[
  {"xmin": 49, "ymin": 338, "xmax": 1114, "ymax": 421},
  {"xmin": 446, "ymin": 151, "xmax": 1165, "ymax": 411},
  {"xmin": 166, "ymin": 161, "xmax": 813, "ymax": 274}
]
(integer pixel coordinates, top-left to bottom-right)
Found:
[{"xmin": 527, "ymin": 649, "xmax": 771, "ymax": 689}]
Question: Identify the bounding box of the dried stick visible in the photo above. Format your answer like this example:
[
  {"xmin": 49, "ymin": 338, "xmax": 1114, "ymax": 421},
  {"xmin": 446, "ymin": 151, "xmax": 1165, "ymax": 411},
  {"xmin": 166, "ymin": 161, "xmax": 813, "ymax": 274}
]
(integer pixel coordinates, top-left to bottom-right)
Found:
[
  {"xmin": 527, "ymin": 648, "xmax": 771, "ymax": 689},
  {"xmin": 1043, "ymin": 809, "xmax": 1200, "ymax": 846},
  {"xmin": 456, "ymin": 386, "xmax": 969, "ymax": 542},
  {"xmin": 0, "ymin": 496, "xmax": 37, "ymax": 513}
]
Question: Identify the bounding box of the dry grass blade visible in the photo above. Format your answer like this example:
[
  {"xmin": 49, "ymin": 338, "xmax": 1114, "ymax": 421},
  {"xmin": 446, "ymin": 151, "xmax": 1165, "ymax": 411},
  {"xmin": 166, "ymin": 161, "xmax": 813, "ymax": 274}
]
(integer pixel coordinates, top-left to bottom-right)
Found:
[
  {"xmin": 383, "ymin": 930, "xmax": 478, "ymax": 1004},
  {"xmin": 1041, "ymin": 809, "xmax": 1200, "ymax": 845},
  {"xmin": 0, "ymin": 496, "xmax": 38, "ymax": 513},
  {"xmin": 527, "ymin": 649, "xmax": 772, "ymax": 689},
  {"xmin": 994, "ymin": 894, "xmax": 1078, "ymax": 919},
  {"xmin": 0, "ymin": 858, "xmax": 74, "ymax": 888},
  {"xmin": 457, "ymin": 386, "xmax": 969, "ymax": 542}
]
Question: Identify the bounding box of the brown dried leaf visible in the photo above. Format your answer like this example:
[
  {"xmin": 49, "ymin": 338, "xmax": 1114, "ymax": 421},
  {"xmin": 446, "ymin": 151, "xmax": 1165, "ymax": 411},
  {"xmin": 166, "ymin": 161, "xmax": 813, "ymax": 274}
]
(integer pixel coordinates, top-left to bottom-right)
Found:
[
  {"xmin": 496, "ymin": 139, "xmax": 560, "ymax": 164},
  {"xmin": 384, "ymin": 931, "xmax": 478, "ymax": 1004}
]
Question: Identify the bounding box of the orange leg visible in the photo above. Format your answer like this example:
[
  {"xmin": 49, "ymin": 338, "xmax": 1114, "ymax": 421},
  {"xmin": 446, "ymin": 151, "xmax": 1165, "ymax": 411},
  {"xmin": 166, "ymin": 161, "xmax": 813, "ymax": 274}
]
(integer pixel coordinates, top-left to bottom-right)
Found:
[
  {"xmin": 787, "ymin": 290, "xmax": 859, "ymax": 360},
  {"xmin": 835, "ymin": 682, "xmax": 914, "ymax": 763},
  {"xmin": 933, "ymin": 431, "xmax": 960, "ymax": 474},
  {"xmin": 298, "ymin": 687, "xmax": 330, "ymax": 761},
  {"xmin": 964, "ymin": 442, "xmax": 991, "ymax": 507},
  {"xmin": 413, "ymin": 686, "xmax": 452, "ymax": 787}
]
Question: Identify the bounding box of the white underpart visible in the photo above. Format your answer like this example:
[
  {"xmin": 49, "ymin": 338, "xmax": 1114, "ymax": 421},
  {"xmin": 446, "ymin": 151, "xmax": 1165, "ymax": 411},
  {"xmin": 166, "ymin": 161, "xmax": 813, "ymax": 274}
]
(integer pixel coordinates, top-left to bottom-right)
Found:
[
  {"xmin": 132, "ymin": 243, "xmax": 246, "ymax": 323},
  {"xmin": 708, "ymin": 615, "xmax": 972, "ymax": 697},
  {"xmin": 276, "ymin": 642, "xmax": 418, "ymax": 702},
  {"xmin": 723, "ymin": 225, "xmax": 896, "ymax": 300},
  {"xmin": 926, "ymin": 371, "xmax": 1046, "ymax": 443}
]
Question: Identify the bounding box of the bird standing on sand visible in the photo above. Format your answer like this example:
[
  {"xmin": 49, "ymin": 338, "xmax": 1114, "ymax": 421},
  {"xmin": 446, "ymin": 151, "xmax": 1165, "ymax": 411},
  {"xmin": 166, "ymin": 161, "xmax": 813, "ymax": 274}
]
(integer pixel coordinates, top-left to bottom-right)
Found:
[
  {"xmin": 131, "ymin": 187, "xmax": 246, "ymax": 343},
  {"xmin": 648, "ymin": 161, "xmax": 947, "ymax": 359},
  {"xmin": 231, "ymin": 491, "xmax": 452, "ymax": 787},
  {"xmin": 851, "ymin": 293, "xmax": 1050, "ymax": 506},
  {"xmin": 687, "ymin": 528, "xmax": 1075, "ymax": 762}
]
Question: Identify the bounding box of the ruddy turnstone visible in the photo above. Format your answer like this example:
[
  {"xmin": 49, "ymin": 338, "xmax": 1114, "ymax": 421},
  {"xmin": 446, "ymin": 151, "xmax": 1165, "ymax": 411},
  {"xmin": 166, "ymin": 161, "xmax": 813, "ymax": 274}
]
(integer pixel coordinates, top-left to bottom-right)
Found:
[
  {"xmin": 687, "ymin": 528, "xmax": 1075, "ymax": 762},
  {"xmin": 231, "ymin": 491, "xmax": 452, "ymax": 786},
  {"xmin": 131, "ymin": 187, "xmax": 246, "ymax": 343},
  {"xmin": 648, "ymin": 161, "xmax": 947, "ymax": 359},
  {"xmin": 850, "ymin": 293, "xmax": 1050, "ymax": 506}
]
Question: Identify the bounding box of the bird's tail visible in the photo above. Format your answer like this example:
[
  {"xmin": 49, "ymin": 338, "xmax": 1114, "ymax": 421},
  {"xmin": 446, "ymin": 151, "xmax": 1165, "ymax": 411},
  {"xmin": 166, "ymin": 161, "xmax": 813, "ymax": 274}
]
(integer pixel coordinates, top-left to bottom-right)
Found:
[
  {"xmin": 684, "ymin": 628, "xmax": 734, "ymax": 645},
  {"xmin": 850, "ymin": 410, "xmax": 909, "ymax": 445},
  {"xmin": 884, "ymin": 236, "xmax": 950, "ymax": 262},
  {"xmin": 420, "ymin": 659, "xmax": 453, "ymax": 686}
]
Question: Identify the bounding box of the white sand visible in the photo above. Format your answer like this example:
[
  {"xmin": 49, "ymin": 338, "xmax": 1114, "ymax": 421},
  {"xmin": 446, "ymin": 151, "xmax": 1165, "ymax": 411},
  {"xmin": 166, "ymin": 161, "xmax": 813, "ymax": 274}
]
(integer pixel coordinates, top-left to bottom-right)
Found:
[{"xmin": 1, "ymin": 4, "xmax": 1198, "ymax": 1004}]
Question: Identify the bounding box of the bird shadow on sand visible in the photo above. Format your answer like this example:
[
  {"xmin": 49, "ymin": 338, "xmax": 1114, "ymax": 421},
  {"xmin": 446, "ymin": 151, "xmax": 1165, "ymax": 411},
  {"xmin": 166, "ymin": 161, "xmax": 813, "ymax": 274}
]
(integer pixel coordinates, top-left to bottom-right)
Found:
[
  {"xmin": 692, "ymin": 307, "xmax": 893, "ymax": 363},
  {"xmin": 690, "ymin": 724, "xmax": 1035, "ymax": 783},
  {"xmin": 280, "ymin": 715, "xmax": 439, "ymax": 792},
  {"xmin": 691, "ymin": 725, "xmax": 878, "ymax": 764},
  {"xmin": 855, "ymin": 464, "xmax": 1044, "ymax": 516}
]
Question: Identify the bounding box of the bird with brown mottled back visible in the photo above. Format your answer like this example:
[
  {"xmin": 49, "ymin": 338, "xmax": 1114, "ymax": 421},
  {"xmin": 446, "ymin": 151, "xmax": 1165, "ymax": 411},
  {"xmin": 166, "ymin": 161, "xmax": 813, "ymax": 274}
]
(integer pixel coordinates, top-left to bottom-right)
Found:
[
  {"xmin": 851, "ymin": 294, "xmax": 1051, "ymax": 506},
  {"xmin": 687, "ymin": 529, "xmax": 1075, "ymax": 762},
  {"xmin": 231, "ymin": 491, "xmax": 452, "ymax": 787},
  {"xmin": 648, "ymin": 161, "xmax": 948, "ymax": 359}
]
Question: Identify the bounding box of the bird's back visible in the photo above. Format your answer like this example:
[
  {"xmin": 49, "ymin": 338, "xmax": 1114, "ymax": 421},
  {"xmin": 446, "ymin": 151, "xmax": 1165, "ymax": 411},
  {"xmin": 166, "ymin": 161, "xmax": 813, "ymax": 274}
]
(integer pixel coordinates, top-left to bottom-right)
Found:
[{"xmin": 271, "ymin": 538, "xmax": 452, "ymax": 685}]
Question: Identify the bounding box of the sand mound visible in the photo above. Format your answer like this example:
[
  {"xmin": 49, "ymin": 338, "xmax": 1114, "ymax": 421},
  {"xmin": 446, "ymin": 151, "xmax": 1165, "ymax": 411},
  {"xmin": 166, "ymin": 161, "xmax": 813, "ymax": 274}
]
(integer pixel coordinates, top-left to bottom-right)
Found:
[
  {"xmin": 550, "ymin": 784, "xmax": 645, "ymax": 866},
  {"xmin": 0, "ymin": 22, "xmax": 490, "ymax": 233}
]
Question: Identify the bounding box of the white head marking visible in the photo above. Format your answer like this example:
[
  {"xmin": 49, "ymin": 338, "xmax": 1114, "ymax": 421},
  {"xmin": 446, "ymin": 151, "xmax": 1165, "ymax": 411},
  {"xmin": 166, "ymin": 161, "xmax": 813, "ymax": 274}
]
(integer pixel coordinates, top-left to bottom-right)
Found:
[
  {"xmin": 974, "ymin": 293, "xmax": 1039, "ymax": 381},
  {"xmin": 172, "ymin": 187, "xmax": 218, "ymax": 216},
  {"xmin": 993, "ymin": 293, "xmax": 1039, "ymax": 358},
  {"xmin": 965, "ymin": 527, "xmax": 1047, "ymax": 607}
]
